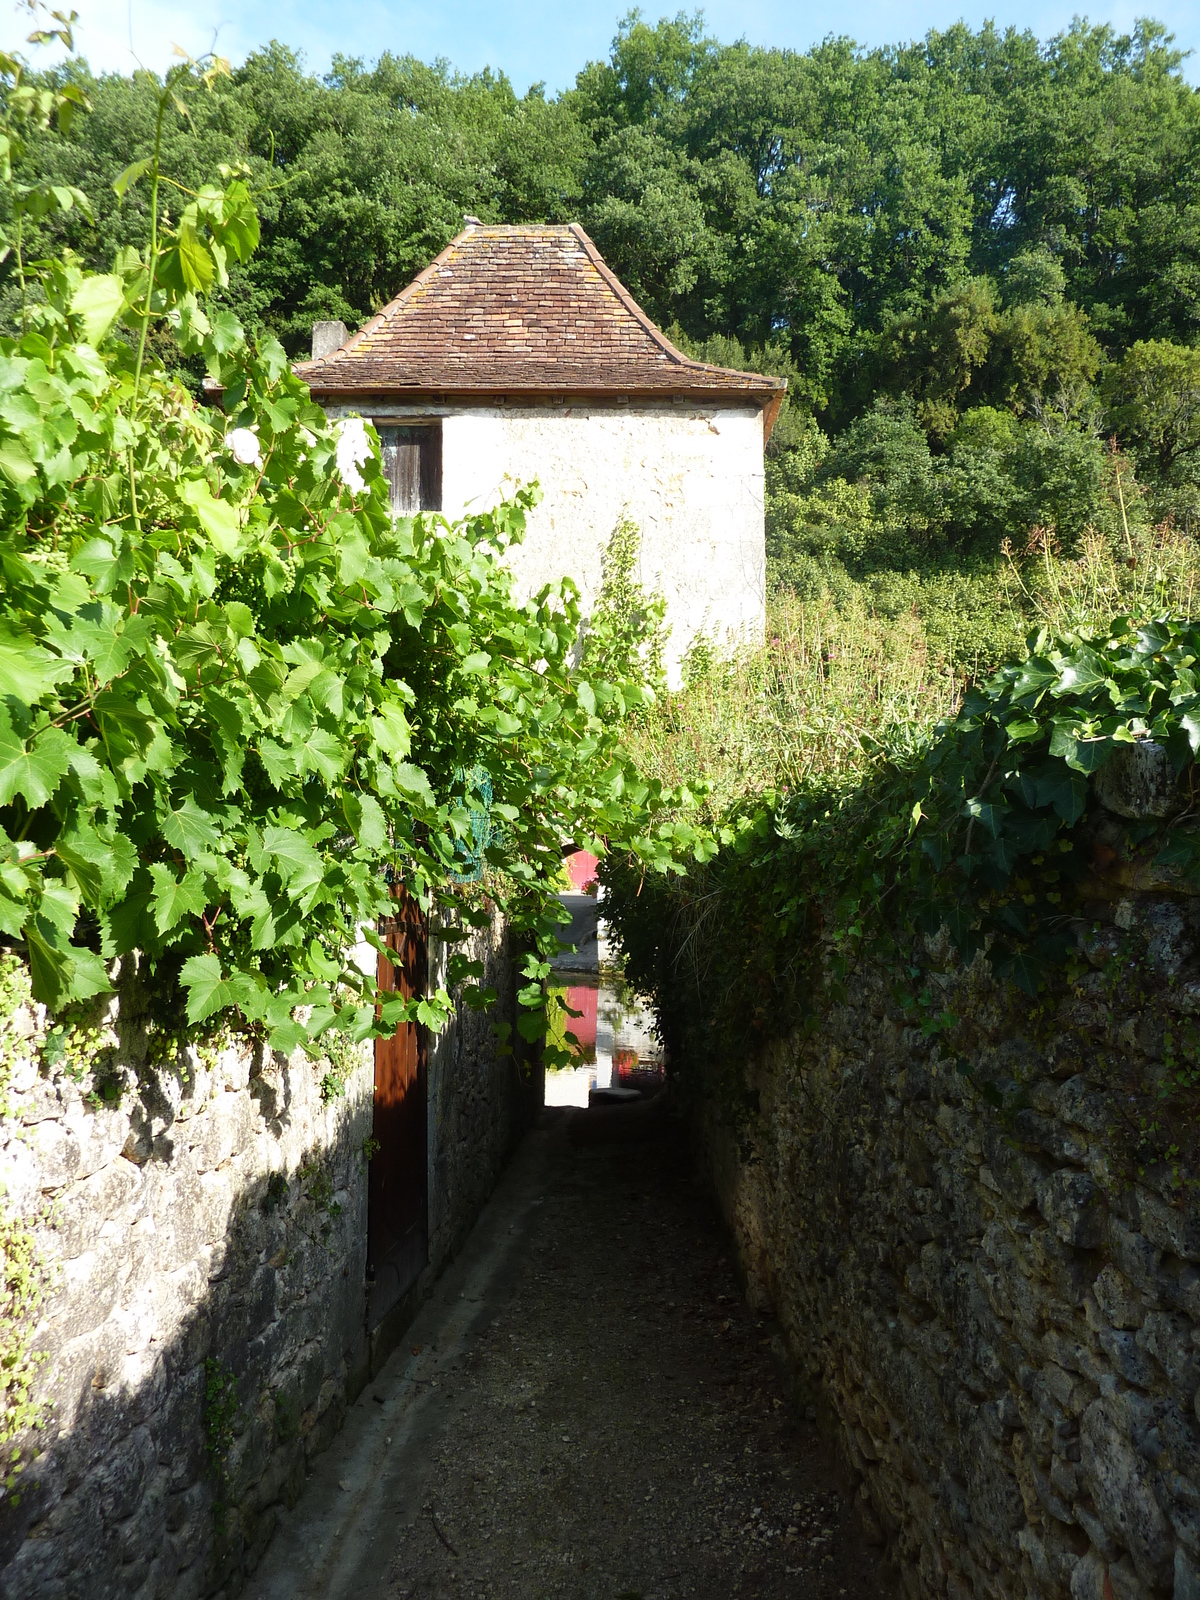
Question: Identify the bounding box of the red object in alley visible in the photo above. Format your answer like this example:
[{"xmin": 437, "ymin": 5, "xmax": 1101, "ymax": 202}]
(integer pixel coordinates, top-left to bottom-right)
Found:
[
  {"xmin": 565, "ymin": 849, "xmax": 599, "ymax": 892},
  {"xmin": 563, "ymin": 983, "xmax": 598, "ymax": 1055}
]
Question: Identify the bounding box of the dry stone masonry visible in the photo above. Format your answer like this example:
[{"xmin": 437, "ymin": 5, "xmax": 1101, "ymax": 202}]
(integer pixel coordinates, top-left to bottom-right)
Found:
[
  {"xmin": 0, "ymin": 912, "xmax": 521, "ymax": 1600},
  {"xmin": 699, "ymin": 802, "xmax": 1200, "ymax": 1600}
]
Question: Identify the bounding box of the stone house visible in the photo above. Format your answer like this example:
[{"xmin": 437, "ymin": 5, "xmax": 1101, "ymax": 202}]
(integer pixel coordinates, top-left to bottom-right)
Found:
[{"xmin": 295, "ymin": 222, "xmax": 786, "ymax": 684}]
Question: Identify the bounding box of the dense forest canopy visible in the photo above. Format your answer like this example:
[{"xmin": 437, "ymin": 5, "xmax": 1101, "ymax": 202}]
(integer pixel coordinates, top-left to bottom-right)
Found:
[{"xmin": 10, "ymin": 11, "xmax": 1200, "ymax": 651}]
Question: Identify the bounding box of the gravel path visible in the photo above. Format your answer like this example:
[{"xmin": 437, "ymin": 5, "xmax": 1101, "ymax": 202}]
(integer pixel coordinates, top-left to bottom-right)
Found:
[{"xmin": 253, "ymin": 1111, "xmax": 895, "ymax": 1600}]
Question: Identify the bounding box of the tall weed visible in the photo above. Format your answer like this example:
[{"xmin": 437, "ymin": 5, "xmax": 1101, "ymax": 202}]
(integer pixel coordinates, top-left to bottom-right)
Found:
[{"xmin": 625, "ymin": 522, "xmax": 1200, "ymax": 813}]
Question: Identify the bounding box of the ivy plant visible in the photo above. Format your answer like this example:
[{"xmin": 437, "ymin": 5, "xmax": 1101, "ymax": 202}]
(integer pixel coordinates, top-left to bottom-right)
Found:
[
  {"xmin": 0, "ymin": 45, "xmax": 711, "ymax": 1057},
  {"xmin": 604, "ymin": 613, "xmax": 1200, "ymax": 1089}
]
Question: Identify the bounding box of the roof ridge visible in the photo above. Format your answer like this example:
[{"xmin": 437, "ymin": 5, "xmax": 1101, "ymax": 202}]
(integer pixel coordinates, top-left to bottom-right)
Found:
[{"xmin": 568, "ymin": 223, "xmax": 687, "ymax": 368}]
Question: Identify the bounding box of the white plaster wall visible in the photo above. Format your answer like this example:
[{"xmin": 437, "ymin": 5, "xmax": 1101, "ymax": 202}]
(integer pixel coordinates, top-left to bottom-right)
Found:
[{"xmin": 344, "ymin": 403, "xmax": 766, "ymax": 687}]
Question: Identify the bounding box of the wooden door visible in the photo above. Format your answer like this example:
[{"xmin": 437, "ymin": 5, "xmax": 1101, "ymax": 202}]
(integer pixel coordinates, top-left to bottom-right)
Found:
[{"xmin": 367, "ymin": 887, "xmax": 429, "ymax": 1329}]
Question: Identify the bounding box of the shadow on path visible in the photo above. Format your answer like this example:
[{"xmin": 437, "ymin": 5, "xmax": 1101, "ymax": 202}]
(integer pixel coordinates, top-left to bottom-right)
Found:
[{"xmin": 249, "ymin": 1112, "xmax": 895, "ymax": 1600}]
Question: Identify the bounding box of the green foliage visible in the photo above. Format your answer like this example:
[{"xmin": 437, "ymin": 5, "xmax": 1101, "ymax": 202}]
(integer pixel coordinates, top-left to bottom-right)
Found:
[
  {"xmin": 0, "ymin": 1200, "xmax": 46, "ymax": 1499},
  {"xmin": 318, "ymin": 1031, "xmax": 359, "ymax": 1103},
  {"xmin": 9, "ymin": 13, "xmax": 1199, "ymax": 591},
  {"xmin": 607, "ymin": 613, "xmax": 1200, "ymax": 1091},
  {"xmin": 612, "ymin": 523, "xmax": 1200, "ymax": 1079},
  {"xmin": 0, "ymin": 45, "xmax": 701, "ymax": 1060},
  {"xmin": 1103, "ymin": 340, "xmax": 1200, "ymax": 479},
  {"xmin": 581, "ymin": 516, "xmax": 667, "ymax": 701}
]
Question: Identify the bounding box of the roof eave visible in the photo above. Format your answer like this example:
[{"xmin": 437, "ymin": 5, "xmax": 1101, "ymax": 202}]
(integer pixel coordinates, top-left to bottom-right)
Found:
[{"xmin": 298, "ymin": 375, "xmax": 786, "ymax": 400}]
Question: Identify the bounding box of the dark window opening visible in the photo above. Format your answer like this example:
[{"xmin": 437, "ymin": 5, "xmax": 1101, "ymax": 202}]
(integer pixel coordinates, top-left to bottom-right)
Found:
[{"xmin": 377, "ymin": 422, "xmax": 442, "ymax": 514}]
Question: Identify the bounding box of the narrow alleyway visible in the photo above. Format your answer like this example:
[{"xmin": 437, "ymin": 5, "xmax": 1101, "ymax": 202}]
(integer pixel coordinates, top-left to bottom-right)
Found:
[{"xmin": 251, "ymin": 1113, "xmax": 894, "ymax": 1600}]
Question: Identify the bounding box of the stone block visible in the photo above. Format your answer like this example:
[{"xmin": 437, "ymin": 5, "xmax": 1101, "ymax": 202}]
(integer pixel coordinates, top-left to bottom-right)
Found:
[
  {"xmin": 959, "ymin": 1407, "xmax": 1026, "ymax": 1536},
  {"xmin": 1073, "ymin": 1552, "xmax": 1155, "ymax": 1600},
  {"xmin": 1056, "ymin": 1076, "xmax": 1110, "ymax": 1135},
  {"xmin": 0, "ymin": 1133, "xmax": 42, "ymax": 1214},
  {"xmin": 90, "ymin": 1425, "xmax": 157, "ymax": 1523},
  {"xmin": 1178, "ymin": 1546, "xmax": 1200, "ymax": 1600},
  {"xmin": 1080, "ymin": 1397, "xmax": 1173, "ymax": 1590},
  {"xmin": 27, "ymin": 1118, "xmax": 82, "ymax": 1191},
  {"xmin": 1040, "ymin": 1169, "xmax": 1106, "ymax": 1249},
  {"xmin": 187, "ymin": 1091, "xmax": 252, "ymax": 1174},
  {"xmin": 48, "ymin": 1243, "xmax": 125, "ymax": 1342},
  {"xmin": 1097, "ymin": 1327, "xmax": 1157, "ymax": 1389},
  {"xmin": 52, "ymin": 1161, "xmax": 142, "ymax": 1260},
  {"xmin": 1014, "ymin": 1108, "xmax": 1088, "ymax": 1164},
  {"xmin": 1140, "ymin": 1189, "xmax": 1200, "ymax": 1264},
  {"xmin": 1091, "ymin": 1265, "xmax": 1146, "ymax": 1331},
  {"xmin": 1108, "ymin": 1219, "xmax": 1162, "ymax": 1295},
  {"xmin": 1138, "ymin": 1313, "xmax": 1200, "ymax": 1400},
  {"xmin": 152, "ymin": 1169, "xmax": 208, "ymax": 1274},
  {"xmin": 63, "ymin": 1103, "xmax": 132, "ymax": 1182}
]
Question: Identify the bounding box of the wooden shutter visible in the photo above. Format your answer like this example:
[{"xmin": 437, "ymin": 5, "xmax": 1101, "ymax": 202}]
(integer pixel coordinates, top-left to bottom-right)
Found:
[{"xmin": 378, "ymin": 424, "xmax": 442, "ymax": 514}]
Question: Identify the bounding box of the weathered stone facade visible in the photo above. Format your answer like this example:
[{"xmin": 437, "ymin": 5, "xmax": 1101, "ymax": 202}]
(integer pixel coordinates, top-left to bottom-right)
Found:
[
  {"xmin": 0, "ymin": 912, "xmax": 522, "ymax": 1600},
  {"xmin": 699, "ymin": 871, "xmax": 1200, "ymax": 1599},
  {"xmin": 324, "ymin": 398, "xmax": 768, "ymax": 689}
]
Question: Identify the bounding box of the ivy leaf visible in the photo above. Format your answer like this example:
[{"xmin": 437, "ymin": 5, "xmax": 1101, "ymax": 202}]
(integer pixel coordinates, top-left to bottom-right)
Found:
[
  {"xmin": 0, "ymin": 718, "xmax": 73, "ymax": 807},
  {"xmin": 517, "ymin": 1008, "xmax": 547, "ymax": 1042},
  {"xmin": 268, "ymin": 1019, "xmax": 308, "ymax": 1056},
  {"xmin": 297, "ymin": 728, "xmax": 345, "ymax": 783},
  {"xmin": 149, "ymin": 862, "xmax": 209, "ymax": 934},
  {"xmin": 963, "ymin": 799, "xmax": 1002, "ymax": 837},
  {"xmin": 178, "ymin": 477, "xmax": 241, "ymax": 556},
  {"xmin": 1010, "ymin": 659, "xmax": 1057, "ymax": 701},
  {"xmin": 263, "ymin": 825, "xmax": 324, "ymax": 892},
  {"xmin": 0, "ymin": 438, "xmax": 36, "ymax": 485},
  {"xmin": 392, "ymin": 763, "xmax": 435, "ymax": 807},
  {"xmin": 372, "ymin": 703, "xmax": 412, "ymax": 758},
  {"xmin": 344, "ymin": 792, "xmax": 386, "ymax": 850},
  {"xmin": 1054, "ymin": 649, "xmax": 1108, "ymax": 696},
  {"xmin": 71, "ymin": 536, "xmax": 135, "ymax": 594},
  {"xmin": 113, "ymin": 157, "xmax": 152, "ymax": 198},
  {"xmin": 0, "ymin": 627, "xmax": 72, "ymax": 703},
  {"xmin": 176, "ymin": 217, "xmax": 215, "ymax": 293},
  {"xmin": 56, "ymin": 820, "xmax": 134, "ymax": 906},
  {"xmin": 180, "ymin": 953, "xmax": 238, "ymax": 1023},
  {"xmin": 1048, "ymin": 723, "xmax": 1111, "ymax": 774},
  {"xmin": 991, "ymin": 948, "xmax": 1044, "ymax": 997},
  {"xmin": 70, "ymin": 274, "xmax": 125, "ymax": 344},
  {"xmin": 161, "ymin": 796, "xmax": 220, "ymax": 859}
]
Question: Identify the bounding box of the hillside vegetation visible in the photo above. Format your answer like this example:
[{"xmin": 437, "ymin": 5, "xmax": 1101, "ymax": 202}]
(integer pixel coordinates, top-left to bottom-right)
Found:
[
  {"xmin": 9, "ymin": 15, "xmax": 1200, "ymax": 606},
  {"xmin": 7, "ymin": 11, "xmax": 1200, "ymax": 1051}
]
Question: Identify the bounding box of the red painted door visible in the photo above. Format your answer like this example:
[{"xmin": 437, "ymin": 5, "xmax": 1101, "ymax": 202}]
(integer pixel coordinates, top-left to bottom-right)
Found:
[{"xmin": 367, "ymin": 887, "xmax": 429, "ymax": 1328}]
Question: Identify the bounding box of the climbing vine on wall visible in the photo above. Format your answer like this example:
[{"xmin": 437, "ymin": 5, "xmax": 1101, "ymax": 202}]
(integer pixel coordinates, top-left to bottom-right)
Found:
[
  {"xmin": 0, "ymin": 34, "xmax": 711, "ymax": 1065},
  {"xmin": 604, "ymin": 615, "xmax": 1200, "ymax": 1076}
]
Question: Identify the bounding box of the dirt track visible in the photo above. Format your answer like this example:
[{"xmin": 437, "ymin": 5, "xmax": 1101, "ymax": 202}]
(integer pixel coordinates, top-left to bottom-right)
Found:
[{"xmin": 252, "ymin": 1111, "xmax": 896, "ymax": 1600}]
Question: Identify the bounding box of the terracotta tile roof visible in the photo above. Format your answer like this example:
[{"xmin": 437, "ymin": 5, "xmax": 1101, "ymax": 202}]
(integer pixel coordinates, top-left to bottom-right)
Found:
[{"xmin": 295, "ymin": 223, "xmax": 786, "ymax": 407}]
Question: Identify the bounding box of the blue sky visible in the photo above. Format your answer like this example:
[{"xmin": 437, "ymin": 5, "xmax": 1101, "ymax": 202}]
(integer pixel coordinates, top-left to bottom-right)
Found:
[{"xmin": 7, "ymin": 0, "xmax": 1198, "ymax": 86}]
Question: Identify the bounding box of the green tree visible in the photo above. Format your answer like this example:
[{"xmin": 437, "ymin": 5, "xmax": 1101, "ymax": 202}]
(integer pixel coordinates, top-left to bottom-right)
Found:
[{"xmin": 1103, "ymin": 338, "xmax": 1200, "ymax": 477}]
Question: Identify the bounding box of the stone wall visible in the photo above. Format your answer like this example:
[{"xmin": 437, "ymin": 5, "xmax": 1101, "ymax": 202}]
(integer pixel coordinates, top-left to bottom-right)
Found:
[
  {"xmin": 698, "ymin": 872, "xmax": 1200, "ymax": 1600},
  {"xmin": 427, "ymin": 928, "xmax": 526, "ymax": 1275},
  {"xmin": 0, "ymin": 909, "xmax": 523, "ymax": 1600}
]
